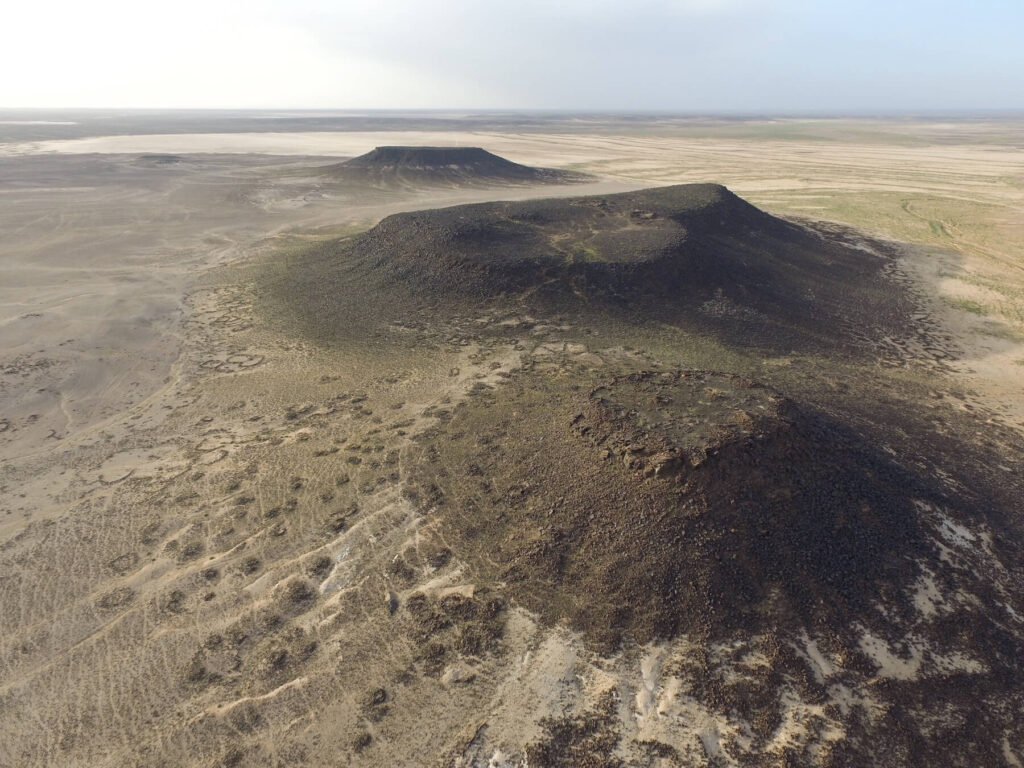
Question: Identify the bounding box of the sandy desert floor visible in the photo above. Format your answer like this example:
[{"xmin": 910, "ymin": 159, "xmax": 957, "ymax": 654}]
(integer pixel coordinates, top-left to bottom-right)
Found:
[{"xmin": 1, "ymin": 115, "xmax": 1022, "ymax": 767}]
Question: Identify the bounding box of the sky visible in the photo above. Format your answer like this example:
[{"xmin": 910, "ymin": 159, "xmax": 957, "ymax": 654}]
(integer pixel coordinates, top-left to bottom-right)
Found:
[{"xmin": 3, "ymin": 0, "xmax": 1023, "ymax": 111}]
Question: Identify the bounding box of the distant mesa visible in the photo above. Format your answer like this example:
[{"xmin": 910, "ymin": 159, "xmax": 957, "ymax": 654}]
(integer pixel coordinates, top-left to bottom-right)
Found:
[
  {"xmin": 321, "ymin": 145, "xmax": 591, "ymax": 187},
  {"xmin": 134, "ymin": 153, "xmax": 185, "ymax": 165}
]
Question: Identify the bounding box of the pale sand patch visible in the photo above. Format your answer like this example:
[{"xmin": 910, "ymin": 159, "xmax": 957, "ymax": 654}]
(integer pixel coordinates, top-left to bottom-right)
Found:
[
  {"xmin": 911, "ymin": 568, "xmax": 945, "ymax": 619},
  {"xmin": 857, "ymin": 630, "xmax": 986, "ymax": 680}
]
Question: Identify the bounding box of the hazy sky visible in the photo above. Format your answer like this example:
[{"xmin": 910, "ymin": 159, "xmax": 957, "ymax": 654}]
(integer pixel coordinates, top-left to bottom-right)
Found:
[{"xmin": 4, "ymin": 0, "xmax": 1023, "ymax": 111}]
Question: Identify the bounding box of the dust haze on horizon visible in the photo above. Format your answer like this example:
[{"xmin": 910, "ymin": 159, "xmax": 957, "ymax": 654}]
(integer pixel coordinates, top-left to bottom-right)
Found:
[{"xmin": 4, "ymin": 0, "xmax": 1024, "ymax": 112}]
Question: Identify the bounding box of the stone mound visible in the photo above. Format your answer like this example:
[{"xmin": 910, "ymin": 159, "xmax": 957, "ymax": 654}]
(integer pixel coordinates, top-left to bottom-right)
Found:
[
  {"xmin": 410, "ymin": 370, "xmax": 931, "ymax": 651},
  {"xmin": 322, "ymin": 145, "xmax": 588, "ymax": 187},
  {"xmin": 332, "ymin": 183, "xmax": 908, "ymax": 347}
]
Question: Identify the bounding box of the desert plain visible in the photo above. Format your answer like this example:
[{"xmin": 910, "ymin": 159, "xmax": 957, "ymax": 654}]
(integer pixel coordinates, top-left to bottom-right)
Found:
[{"xmin": 1, "ymin": 112, "xmax": 1023, "ymax": 767}]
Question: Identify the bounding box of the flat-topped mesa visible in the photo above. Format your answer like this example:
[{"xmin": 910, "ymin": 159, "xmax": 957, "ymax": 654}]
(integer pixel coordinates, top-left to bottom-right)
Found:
[
  {"xmin": 359, "ymin": 183, "xmax": 795, "ymax": 289},
  {"xmin": 346, "ymin": 146, "xmax": 525, "ymax": 171},
  {"xmin": 360, "ymin": 180, "xmax": 782, "ymax": 276},
  {"xmin": 342, "ymin": 183, "xmax": 908, "ymax": 346},
  {"xmin": 322, "ymin": 145, "xmax": 589, "ymax": 187},
  {"xmin": 271, "ymin": 182, "xmax": 918, "ymax": 355}
]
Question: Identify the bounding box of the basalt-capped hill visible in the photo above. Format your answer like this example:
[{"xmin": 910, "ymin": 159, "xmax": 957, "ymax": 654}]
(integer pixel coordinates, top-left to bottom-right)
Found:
[
  {"xmin": 279, "ymin": 183, "xmax": 914, "ymax": 352},
  {"xmin": 321, "ymin": 146, "xmax": 590, "ymax": 187},
  {"xmin": 402, "ymin": 365, "xmax": 1024, "ymax": 765}
]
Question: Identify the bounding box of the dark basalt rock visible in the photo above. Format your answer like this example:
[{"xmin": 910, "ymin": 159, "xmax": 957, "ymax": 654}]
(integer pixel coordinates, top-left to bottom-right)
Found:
[
  {"xmin": 321, "ymin": 145, "xmax": 589, "ymax": 187},
  {"xmin": 408, "ymin": 368, "xmax": 955, "ymax": 652},
  {"xmin": 276, "ymin": 183, "xmax": 915, "ymax": 354},
  {"xmin": 358, "ymin": 183, "xmax": 792, "ymax": 298},
  {"xmin": 134, "ymin": 153, "xmax": 185, "ymax": 165}
]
